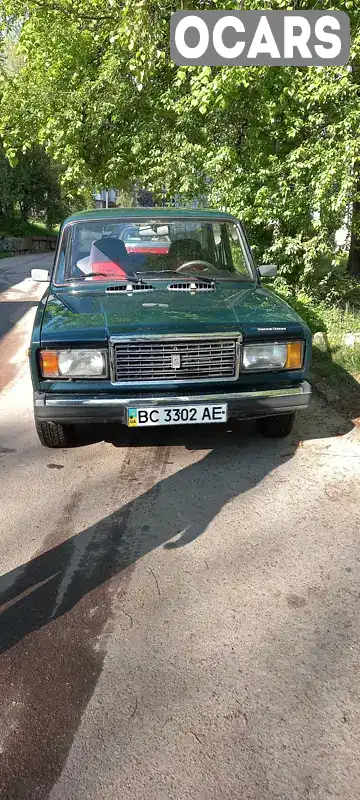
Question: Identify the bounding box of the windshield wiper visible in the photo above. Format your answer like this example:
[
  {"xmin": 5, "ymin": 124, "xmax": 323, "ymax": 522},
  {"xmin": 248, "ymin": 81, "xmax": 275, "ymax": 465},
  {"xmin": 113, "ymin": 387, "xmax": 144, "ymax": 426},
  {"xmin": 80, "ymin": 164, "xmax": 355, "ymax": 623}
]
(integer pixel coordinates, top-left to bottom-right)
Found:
[
  {"xmin": 68, "ymin": 272, "xmax": 109, "ymax": 280},
  {"xmin": 66, "ymin": 273, "xmax": 139, "ymax": 282},
  {"xmin": 137, "ymin": 271, "xmax": 216, "ymax": 284}
]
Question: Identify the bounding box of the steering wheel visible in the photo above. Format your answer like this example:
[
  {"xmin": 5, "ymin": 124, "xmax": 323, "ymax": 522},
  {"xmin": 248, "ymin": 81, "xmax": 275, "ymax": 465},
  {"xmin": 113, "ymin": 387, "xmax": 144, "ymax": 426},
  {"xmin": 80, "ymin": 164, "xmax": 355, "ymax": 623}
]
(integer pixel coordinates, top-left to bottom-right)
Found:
[{"xmin": 175, "ymin": 260, "xmax": 216, "ymax": 273}]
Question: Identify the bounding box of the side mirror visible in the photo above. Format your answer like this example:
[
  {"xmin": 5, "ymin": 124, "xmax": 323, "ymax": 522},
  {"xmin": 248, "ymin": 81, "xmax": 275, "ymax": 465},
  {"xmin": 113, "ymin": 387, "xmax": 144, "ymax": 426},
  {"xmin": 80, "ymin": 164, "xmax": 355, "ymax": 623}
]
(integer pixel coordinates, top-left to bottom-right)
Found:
[
  {"xmin": 258, "ymin": 264, "xmax": 277, "ymax": 278},
  {"xmin": 31, "ymin": 268, "xmax": 50, "ymax": 282}
]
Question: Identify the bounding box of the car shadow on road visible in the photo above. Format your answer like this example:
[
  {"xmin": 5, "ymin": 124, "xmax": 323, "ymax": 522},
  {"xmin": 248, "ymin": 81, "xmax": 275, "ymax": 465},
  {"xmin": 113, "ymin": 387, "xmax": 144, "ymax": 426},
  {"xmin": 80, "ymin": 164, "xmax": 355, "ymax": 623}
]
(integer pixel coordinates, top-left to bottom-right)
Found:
[
  {"xmin": 71, "ymin": 393, "xmax": 354, "ymax": 449},
  {"xmin": 0, "ymin": 425, "xmax": 297, "ymax": 655}
]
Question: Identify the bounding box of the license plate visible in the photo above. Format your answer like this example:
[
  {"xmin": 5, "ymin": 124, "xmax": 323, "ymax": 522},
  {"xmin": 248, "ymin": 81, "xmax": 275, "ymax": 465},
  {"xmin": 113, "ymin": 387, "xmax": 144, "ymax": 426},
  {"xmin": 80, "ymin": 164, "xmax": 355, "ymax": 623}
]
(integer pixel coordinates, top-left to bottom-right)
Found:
[{"xmin": 127, "ymin": 403, "xmax": 228, "ymax": 427}]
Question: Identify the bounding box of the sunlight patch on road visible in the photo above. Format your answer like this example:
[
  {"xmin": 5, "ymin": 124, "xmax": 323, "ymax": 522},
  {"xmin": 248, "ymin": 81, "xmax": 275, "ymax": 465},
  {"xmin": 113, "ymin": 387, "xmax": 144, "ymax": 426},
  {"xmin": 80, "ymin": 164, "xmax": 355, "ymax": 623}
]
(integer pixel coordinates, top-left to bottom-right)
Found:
[
  {"xmin": 8, "ymin": 309, "xmax": 37, "ymax": 366},
  {"xmin": 0, "ymin": 307, "xmax": 38, "ymax": 396},
  {"xmin": 0, "ymin": 278, "xmax": 45, "ymax": 303}
]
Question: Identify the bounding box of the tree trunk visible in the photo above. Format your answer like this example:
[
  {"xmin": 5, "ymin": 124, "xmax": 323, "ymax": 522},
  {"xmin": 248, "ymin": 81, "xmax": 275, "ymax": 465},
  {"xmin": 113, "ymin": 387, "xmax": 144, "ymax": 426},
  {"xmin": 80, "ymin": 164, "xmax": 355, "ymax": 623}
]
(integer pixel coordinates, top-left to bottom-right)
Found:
[
  {"xmin": 347, "ymin": 197, "xmax": 360, "ymax": 279},
  {"xmin": 20, "ymin": 202, "xmax": 31, "ymax": 221}
]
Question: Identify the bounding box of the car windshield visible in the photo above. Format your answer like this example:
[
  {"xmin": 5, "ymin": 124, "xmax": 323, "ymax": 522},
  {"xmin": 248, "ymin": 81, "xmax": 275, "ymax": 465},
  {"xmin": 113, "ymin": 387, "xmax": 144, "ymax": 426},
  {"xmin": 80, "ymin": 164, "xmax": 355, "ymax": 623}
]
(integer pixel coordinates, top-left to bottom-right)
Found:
[{"xmin": 55, "ymin": 218, "xmax": 254, "ymax": 283}]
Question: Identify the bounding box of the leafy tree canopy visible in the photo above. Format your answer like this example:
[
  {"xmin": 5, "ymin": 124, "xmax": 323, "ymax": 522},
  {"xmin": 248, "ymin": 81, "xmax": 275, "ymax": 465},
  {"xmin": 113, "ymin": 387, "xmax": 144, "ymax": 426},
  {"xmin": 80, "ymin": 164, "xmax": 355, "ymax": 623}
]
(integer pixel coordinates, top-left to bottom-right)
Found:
[{"xmin": 1, "ymin": 0, "xmax": 360, "ymax": 281}]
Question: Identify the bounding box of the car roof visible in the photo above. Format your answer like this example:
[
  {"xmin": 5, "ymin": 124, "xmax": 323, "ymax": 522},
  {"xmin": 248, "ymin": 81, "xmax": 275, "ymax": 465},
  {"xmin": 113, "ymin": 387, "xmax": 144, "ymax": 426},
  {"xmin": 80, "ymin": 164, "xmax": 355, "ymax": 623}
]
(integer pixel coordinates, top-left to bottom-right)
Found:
[{"xmin": 62, "ymin": 207, "xmax": 239, "ymax": 225}]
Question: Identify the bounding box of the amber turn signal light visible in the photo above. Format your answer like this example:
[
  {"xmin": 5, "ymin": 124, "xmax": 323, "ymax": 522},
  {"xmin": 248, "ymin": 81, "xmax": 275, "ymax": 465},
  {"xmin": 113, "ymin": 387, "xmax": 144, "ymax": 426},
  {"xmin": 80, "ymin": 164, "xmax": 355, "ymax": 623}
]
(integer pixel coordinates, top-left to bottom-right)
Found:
[
  {"xmin": 39, "ymin": 350, "xmax": 60, "ymax": 377},
  {"xmin": 285, "ymin": 341, "xmax": 303, "ymax": 369}
]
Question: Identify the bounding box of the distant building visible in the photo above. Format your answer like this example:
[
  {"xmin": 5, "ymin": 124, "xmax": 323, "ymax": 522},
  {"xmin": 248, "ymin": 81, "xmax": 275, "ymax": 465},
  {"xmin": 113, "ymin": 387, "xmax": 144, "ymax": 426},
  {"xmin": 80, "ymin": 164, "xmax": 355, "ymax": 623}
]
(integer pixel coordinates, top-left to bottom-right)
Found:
[
  {"xmin": 93, "ymin": 187, "xmax": 208, "ymax": 209},
  {"xmin": 94, "ymin": 189, "xmax": 118, "ymax": 209}
]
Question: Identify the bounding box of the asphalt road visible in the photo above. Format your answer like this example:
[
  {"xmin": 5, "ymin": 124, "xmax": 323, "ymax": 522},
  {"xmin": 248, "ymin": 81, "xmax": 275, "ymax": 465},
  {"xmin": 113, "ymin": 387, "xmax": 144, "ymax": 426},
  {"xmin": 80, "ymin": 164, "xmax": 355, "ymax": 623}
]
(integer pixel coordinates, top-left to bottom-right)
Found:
[{"xmin": 0, "ymin": 254, "xmax": 360, "ymax": 800}]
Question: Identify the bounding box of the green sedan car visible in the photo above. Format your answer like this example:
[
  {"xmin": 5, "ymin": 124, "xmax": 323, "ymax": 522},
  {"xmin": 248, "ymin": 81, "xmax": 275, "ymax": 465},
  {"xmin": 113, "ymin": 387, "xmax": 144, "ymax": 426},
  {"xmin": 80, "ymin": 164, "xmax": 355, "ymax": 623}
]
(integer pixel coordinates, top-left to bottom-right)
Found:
[{"xmin": 29, "ymin": 208, "xmax": 311, "ymax": 447}]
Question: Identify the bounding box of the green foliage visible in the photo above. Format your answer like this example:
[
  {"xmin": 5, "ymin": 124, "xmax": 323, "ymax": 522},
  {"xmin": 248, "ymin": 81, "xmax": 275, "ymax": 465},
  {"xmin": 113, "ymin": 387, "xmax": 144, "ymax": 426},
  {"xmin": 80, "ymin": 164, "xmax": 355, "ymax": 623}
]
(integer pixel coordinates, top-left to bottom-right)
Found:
[
  {"xmin": 0, "ymin": 137, "xmax": 90, "ymax": 229},
  {"xmin": 0, "ymin": 0, "xmax": 360, "ymax": 283},
  {"xmin": 11, "ymin": 145, "xmax": 63, "ymax": 224},
  {"xmin": 116, "ymin": 186, "xmax": 136, "ymax": 207},
  {"xmin": 329, "ymin": 342, "xmax": 360, "ymax": 378},
  {"xmin": 0, "ymin": 142, "xmax": 16, "ymax": 217},
  {"xmin": 271, "ymin": 278, "xmax": 360, "ymax": 380},
  {"xmin": 0, "ymin": 216, "xmax": 58, "ymax": 236}
]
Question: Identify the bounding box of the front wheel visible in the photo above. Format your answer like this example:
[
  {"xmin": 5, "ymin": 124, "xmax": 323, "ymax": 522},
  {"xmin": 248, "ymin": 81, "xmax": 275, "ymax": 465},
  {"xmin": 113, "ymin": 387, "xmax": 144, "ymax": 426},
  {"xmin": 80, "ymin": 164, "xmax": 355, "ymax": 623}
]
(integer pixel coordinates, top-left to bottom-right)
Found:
[
  {"xmin": 35, "ymin": 419, "xmax": 73, "ymax": 448},
  {"xmin": 256, "ymin": 412, "xmax": 295, "ymax": 438}
]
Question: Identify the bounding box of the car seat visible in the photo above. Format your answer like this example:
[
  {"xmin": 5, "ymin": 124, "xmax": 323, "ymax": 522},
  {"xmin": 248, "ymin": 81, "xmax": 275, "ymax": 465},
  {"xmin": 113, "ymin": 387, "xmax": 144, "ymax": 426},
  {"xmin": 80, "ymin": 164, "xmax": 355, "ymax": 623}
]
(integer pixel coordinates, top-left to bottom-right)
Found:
[
  {"xmin": 87, "ymin": 238, "xmax": 132, "ymax": 279},
  {"xmin": 167, "ymin": 238, "xmax": 205, "ymax": 265}
]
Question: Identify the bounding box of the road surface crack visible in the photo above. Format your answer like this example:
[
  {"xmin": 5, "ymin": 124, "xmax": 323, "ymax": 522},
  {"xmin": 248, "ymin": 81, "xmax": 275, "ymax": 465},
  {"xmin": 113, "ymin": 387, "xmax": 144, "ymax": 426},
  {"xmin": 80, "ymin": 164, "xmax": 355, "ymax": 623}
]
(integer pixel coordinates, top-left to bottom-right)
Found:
[
  {"xmin": 149, "ymin": 567, "xmax": 161, "ymax": 597},
  {"xmin": 121, "ymin": 608, "xmax": 134, "ymax": 628},
  {"xmin": 130, "ymin": 695, "xmax": 138, "ymax": 719},
  {"xmin": 189, "ymin": 729, "xmax": 203, "ymax": 745}
]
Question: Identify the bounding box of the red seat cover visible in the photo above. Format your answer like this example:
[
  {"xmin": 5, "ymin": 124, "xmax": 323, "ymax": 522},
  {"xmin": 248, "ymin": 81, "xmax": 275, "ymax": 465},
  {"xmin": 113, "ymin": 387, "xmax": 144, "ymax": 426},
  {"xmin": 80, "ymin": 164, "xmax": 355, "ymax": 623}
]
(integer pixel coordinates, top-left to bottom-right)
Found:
[{"xmin": 91, "ymin": 261, "xmax": 127, "ymax": 280}]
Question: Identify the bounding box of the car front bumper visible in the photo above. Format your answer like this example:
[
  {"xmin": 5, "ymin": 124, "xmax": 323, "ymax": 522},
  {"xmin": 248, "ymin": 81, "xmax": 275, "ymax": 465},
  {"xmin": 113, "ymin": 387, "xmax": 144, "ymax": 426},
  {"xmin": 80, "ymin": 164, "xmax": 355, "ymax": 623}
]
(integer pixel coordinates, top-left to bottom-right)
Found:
[{"xmin": 34, "ymin": 381, "xmax": 311, "ymax": 425}]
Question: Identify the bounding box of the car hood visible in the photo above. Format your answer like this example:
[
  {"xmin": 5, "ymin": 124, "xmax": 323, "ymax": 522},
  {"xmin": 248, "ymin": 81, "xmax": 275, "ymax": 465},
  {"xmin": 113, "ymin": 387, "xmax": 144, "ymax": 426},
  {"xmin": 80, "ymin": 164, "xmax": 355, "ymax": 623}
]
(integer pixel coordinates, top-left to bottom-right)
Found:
[{"xmin": 40, "ymin": 283, "xmax": 307, "ymax": 344}]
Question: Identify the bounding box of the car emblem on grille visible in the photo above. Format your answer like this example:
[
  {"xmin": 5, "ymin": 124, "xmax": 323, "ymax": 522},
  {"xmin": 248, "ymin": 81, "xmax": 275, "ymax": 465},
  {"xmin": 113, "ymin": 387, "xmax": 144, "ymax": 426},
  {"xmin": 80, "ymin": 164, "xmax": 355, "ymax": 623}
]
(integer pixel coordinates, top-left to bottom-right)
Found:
[{"xmin": 171, "ymin": 352, "xmax": 181, "ymax": 370}]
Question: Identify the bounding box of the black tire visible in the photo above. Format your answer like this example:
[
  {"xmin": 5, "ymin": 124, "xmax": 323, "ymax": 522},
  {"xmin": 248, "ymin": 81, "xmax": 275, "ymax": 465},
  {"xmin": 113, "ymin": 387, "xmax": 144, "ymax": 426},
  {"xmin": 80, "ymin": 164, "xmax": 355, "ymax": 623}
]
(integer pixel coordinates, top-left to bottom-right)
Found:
[
  {"xmin": 256, "ymin": 412, "xmax": 295, "ymax": 438},
  {"xmin": 35, "ymin": 419, "xmax": 72, "ymax": 448}
]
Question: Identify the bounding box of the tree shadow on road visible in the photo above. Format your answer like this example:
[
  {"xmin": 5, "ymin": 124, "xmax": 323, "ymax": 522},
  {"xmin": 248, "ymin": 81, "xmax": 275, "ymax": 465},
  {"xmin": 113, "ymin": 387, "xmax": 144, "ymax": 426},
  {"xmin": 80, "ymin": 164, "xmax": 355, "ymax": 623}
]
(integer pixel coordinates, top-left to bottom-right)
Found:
[
  {"xmin": 0, "ymin": 428, "xmax": 293, "ymax": 655},
  {"xmin": 0, "ymin": 389, "xmax": 355, "ymax": 656},
  {"xmin": 0, "ymin": 300, "xmax": 38, "ymax": 340},
  {"xmin": 0, "ymin": 413, "xmax": 358, "ymax": 800}
]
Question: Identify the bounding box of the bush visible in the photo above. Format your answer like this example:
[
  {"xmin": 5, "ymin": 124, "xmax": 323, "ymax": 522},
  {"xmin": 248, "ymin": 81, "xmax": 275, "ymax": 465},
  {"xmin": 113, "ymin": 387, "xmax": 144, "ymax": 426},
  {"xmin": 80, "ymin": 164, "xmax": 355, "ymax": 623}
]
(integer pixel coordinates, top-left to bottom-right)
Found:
[{"xmin": 271, "ymin": 278, "xmax": 360, "ymax": 381}]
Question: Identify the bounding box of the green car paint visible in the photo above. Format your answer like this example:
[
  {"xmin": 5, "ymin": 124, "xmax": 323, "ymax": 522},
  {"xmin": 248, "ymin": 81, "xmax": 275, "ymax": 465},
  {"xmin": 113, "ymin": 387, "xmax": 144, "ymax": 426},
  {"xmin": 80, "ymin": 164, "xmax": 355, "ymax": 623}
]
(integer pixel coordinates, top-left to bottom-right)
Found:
[
  {"xmin": 62, "ymin": 207, "xmax": 243, "ymax": 225},
  {"xmin": 30, "ymin": 208, "xmax": 312, "ymax": 398},
  {"xmin": 40, "ymin": 283, "xmax": 308, "ymax": 344}
]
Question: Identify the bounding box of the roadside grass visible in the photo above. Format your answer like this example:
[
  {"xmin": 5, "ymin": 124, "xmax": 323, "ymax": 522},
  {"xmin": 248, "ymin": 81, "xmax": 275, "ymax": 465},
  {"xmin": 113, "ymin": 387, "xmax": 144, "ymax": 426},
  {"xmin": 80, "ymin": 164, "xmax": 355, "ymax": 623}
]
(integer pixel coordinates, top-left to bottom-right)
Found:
[
  {"xmin": 0, "ymin": 216, "xmax": 59, "ymax": 238},
  {"xmin": 310, "ymin": 344, "xmax": 360, "ymax": 421},
  {"xmin": 271, "ymin": 281, "xmax": 360, "ymax": 420}
]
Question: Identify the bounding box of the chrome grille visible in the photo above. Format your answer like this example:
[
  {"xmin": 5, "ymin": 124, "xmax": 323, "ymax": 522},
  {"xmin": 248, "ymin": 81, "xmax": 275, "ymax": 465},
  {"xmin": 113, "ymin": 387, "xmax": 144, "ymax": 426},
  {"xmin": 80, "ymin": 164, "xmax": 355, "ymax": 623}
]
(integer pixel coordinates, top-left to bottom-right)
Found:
[{"xmin": 111, "ymin": 335, "xmax": 241, "ymax": 384}]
